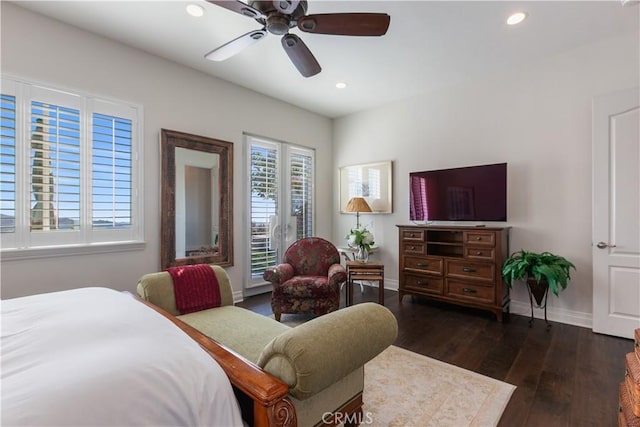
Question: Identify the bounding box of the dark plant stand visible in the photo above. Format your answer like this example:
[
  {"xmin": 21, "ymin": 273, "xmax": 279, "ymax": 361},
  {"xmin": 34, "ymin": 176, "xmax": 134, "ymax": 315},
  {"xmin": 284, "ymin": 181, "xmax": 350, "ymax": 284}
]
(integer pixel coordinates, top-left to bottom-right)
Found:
[{"xmin": 526, "ymin": 278, "xmax": 551, "ymax": 330}]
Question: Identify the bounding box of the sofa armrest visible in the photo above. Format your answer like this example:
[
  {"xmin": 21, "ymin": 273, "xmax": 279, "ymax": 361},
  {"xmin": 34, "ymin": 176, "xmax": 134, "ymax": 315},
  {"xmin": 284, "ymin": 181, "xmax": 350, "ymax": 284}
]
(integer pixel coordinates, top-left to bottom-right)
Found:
[
  {"xmin": 136, "ymin": 264, "xmax": 234, "ymax": 316},
  {"xmin": 256, "ymin": 302, "xmax": 398, "ymax": 400},
  {"xmin": 263, "ymin": 263, "xmax": 295, "ymax": 285}
]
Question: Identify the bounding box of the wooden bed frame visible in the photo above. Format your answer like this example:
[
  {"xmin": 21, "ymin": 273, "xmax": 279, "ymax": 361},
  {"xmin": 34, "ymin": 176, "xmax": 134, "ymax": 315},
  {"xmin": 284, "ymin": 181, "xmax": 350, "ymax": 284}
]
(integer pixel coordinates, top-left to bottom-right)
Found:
[{"xmin": 136, "ymin": 296, "xmax": 296, "ymax": 426}]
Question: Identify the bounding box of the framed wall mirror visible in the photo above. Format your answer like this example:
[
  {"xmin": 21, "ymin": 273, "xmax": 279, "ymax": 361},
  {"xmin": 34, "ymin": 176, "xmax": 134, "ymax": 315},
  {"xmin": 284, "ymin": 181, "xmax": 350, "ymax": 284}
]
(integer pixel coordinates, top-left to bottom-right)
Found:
[
  {"xmin": 339, "ymin": 161, "xmax": 393, "ymax": 214},
  {"xmin": 161, "ymin": 129, "xmax": 233, "ymax": 268}
]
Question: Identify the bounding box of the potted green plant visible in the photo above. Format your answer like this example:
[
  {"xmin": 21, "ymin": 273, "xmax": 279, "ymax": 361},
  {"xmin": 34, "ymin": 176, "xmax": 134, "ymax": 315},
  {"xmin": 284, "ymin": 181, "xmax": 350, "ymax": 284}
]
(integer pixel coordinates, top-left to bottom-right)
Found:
[{"xmin": 502, "ymin": 250, "xmax": 576, "ymax": 303}]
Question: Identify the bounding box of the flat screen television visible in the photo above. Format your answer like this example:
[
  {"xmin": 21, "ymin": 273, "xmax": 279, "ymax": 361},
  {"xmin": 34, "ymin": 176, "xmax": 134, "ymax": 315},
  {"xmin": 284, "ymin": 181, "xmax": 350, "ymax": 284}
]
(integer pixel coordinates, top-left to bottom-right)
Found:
[{"xmin": 409, "ymin": 163, "xmax": 507, "ymax": 222}]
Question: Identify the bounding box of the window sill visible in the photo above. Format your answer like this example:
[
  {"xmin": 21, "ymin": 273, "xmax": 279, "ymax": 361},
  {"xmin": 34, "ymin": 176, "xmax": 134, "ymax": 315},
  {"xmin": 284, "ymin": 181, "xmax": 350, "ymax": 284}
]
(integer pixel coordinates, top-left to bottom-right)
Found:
[{"xmin": 1, "ymin": 241, "xmax": 146, "ymax": 261}]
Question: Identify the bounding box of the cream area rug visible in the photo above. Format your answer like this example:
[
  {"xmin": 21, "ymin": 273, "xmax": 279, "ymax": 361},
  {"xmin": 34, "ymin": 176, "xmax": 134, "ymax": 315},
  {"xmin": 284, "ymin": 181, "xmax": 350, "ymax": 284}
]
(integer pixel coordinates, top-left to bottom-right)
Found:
[{"xmin": 363, "ymin": 345, "xmax": 515, "ymax": 427}]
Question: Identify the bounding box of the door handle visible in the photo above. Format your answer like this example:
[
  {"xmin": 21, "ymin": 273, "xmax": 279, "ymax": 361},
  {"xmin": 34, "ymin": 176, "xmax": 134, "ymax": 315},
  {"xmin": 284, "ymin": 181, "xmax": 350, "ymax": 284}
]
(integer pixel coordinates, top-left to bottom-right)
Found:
[{"xmin": 596, "ymin": 241, "xmax": 617, "ymax": 249}]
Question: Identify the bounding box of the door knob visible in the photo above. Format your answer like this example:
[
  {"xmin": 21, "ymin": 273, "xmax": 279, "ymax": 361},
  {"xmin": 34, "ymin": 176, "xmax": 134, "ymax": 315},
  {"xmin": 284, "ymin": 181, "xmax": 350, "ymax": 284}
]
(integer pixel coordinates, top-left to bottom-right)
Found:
[{"xmin": 596, "ymin": 241, "xmax": 617, "ymax": 249}]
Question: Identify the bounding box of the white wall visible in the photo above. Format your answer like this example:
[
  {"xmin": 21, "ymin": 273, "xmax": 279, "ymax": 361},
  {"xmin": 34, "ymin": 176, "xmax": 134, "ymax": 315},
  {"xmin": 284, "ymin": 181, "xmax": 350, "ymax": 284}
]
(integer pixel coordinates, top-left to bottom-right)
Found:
[
  {"xmin": 333, "ymin": 32, "xmax": 639, "ymax": 327},
  {"xmin": 0, "ymin": 3, "xmax": 333, "ymax": 299}
]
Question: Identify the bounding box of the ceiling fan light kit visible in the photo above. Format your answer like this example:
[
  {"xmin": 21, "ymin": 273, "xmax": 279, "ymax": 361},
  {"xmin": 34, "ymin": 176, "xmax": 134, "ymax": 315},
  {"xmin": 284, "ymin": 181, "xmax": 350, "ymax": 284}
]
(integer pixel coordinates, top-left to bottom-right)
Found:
[{"xmin": 205, "ymin": 0, "xmax": 390, "ymax": 77}]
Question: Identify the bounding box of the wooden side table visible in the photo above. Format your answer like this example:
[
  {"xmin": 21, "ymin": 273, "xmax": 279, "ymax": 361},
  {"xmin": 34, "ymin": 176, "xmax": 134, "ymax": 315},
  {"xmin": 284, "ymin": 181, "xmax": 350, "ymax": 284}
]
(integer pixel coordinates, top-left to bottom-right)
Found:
[{"xmin": 346, "ymin": 261, "xmax": 385, "ymax": 306}]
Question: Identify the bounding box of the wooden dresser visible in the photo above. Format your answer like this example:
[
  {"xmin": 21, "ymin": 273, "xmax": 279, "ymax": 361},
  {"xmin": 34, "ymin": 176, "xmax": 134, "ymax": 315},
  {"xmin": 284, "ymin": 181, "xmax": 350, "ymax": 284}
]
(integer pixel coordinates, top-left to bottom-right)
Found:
[
  {"xmin": 619, "ymin": 328, "xmax": 640, "ymax": 427},
  {"xmin": 397, "ymin": 225, "xmax": 510, "ymax": 321}
]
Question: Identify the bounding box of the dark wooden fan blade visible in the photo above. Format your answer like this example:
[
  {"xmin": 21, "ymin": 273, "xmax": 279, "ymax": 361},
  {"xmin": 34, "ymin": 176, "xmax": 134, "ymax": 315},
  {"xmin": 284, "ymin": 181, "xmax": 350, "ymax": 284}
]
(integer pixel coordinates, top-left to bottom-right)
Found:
[
  {"xmin": 205, "ymin": 30, "xmax": 267, "ymax": 61},
  {"xmin": 297, "ymin": 13, "xmax": 390, "ymax": 36},
  {"xmin": 281, "ymin": 34, "xmax": 321, "ymax": 78},
  {"xmin": 206, "ymin": 0, "xmax": 265, "ymax": 20}
]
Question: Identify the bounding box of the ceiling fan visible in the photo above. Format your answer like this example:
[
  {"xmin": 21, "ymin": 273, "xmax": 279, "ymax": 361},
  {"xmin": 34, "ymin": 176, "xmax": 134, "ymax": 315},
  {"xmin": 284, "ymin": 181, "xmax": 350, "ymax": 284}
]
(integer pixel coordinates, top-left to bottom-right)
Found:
[{"xmin": 205, "ymin": 0, "xmax": 391, "ymax": 77}]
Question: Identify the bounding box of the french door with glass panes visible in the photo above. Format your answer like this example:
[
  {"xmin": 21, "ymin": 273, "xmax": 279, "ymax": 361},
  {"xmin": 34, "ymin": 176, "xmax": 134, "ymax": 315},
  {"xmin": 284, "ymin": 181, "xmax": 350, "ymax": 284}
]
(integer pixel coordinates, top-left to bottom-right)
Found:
[{"xmin": 246, "ymin": 135, "xmax": 314, "ymax": 288}]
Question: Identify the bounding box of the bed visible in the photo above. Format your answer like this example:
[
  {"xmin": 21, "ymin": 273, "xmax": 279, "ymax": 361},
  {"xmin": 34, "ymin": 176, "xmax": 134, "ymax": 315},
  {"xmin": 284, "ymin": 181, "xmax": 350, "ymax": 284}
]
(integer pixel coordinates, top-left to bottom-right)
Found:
[{"xmin": 1, "ymin": 287, "xmax": 245, "ymax": 426}]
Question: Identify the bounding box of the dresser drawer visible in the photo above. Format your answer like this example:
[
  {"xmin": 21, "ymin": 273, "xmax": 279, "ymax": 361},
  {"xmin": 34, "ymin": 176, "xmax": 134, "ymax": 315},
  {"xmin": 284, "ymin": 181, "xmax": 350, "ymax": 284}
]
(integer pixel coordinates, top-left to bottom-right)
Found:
[
  {"xmin": 446, "ymin": 260, "xmax": 494, "ymax": 282},
  {"xmin": 464, "ymin": 246, "xmax": 496, "ymax": 261},
  {"xmin": 402, "ymin": 242, "xmax": 425, "ymax": 255},
  {"xmin": 404, "ymin": 274, "xmax": 443, "ymax": 295},
  {"xmin": 464, "ymin": 231, "xmax": 496, "ymax": 246},
  {"xmin": 401, "ymin": 229, "xmax": 424, "ymax": 241},
  {"xmin": 446, "ymin": 280, "xmax": 494, "ymax": 304},
  {"xmin": 404, "ymin": 256, "xmax": 443, "ymax": 275}
]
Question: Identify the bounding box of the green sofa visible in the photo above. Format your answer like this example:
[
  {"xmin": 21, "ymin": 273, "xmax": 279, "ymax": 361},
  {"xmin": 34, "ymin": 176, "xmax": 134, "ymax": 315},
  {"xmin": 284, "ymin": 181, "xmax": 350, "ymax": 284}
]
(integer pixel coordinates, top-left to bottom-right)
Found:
[{"xmin": 136, "ymin": 265, "xmax": 398, "ymax": 427}]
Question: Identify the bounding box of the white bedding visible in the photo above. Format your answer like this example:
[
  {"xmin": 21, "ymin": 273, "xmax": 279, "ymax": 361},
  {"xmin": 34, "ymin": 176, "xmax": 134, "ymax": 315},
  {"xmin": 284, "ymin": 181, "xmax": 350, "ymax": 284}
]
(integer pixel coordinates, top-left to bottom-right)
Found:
[{"xmin": 1, "ymin": 287, "xmax": 243, "ymax": 427}]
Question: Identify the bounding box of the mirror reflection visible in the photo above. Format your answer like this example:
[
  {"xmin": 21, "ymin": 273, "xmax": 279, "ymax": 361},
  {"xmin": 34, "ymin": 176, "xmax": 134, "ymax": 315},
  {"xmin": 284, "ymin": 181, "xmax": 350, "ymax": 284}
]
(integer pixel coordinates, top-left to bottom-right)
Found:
[
  {"xmin": 176, "ymin": 149, "xmax": 219, "ymax": 258},
  {"xmin": 161, "ymin": 129, "xmax": 233, "ymax": 268}
]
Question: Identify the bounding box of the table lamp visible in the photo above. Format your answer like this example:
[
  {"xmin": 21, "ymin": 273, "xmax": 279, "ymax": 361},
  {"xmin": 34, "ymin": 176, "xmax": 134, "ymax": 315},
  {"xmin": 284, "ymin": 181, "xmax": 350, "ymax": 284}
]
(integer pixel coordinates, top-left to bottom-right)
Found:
[{"xmin": 345, "ymin": 197, "xmax": 372, "ymax": 228}]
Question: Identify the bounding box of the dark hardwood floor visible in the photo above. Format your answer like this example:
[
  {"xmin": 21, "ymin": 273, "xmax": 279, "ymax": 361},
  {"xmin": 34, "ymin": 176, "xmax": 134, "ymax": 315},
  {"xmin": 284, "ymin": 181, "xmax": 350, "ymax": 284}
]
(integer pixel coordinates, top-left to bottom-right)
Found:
[{"xmin": 238, "ymin": 286, "xmax": 632, "ymax": 427}]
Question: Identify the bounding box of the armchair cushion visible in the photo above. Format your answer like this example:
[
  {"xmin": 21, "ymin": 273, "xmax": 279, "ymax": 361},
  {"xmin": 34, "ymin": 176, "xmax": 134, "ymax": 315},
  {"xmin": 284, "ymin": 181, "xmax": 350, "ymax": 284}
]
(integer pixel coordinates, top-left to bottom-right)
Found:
[{"xmin": 283, "ymin": 237, "xmax": 342, "ymax": 276}]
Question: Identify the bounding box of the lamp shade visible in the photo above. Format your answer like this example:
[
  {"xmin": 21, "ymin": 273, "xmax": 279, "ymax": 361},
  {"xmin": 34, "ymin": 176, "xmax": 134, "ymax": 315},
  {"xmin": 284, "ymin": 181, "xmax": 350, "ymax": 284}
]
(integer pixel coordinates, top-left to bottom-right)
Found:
[{"xmin": 345, "ymin": 197, "xmax": 372, "ymax": 213}]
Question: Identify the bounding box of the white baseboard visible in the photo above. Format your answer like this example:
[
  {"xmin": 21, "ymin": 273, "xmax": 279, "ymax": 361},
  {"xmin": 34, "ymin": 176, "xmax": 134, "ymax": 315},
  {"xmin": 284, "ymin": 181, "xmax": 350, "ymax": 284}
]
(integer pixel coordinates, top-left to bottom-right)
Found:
[
  {"xmin": 508, "ymin": 300, "xmax": 592, "ymax": 329},
  {"xmin": 241, "ymin": 283, "xmax": 271, "ymax": 299},
  {"xmin": 381, "ymin": 278, "xmax": 592, "ymax": 329}
]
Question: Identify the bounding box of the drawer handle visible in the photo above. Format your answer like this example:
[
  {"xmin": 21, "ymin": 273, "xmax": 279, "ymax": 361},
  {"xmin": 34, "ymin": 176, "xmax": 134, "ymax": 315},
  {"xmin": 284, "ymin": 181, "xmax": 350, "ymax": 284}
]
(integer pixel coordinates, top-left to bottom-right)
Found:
[
  {"xmin": 409, "ymin": 233, "xmax": 415, "ymax": 237},
  {"xmin": 476, "ymin": 237, "xmax": 482, "ymax": 241},
  {"xmin": 476, "ymin": 251, "xmax": 482, "ymax": 255},
  {"xmin": 462, "ymin": 288, "xmax": 477, "ymax": 294},
  {"xmin": 462, "ymin": 267, "xmax": 476, "ymax": 273},
  {"xmin": 417, "ymin": 281, "xmax": 429, "ymax": 286},
  {"xmin": 410, "ymin": 246, "xmax": 416, "ymax": 250},
  {"xmin": 416, "ymin": 262, "xmax": 429, "ymax": 267}
]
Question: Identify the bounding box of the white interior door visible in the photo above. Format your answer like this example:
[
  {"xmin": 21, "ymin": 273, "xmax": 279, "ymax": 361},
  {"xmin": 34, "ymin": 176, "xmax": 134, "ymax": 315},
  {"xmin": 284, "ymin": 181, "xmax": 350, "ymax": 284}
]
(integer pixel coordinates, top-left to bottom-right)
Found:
[{"xmin": 592, "ymin": 87, "xmax": 640, "ymax": 339}]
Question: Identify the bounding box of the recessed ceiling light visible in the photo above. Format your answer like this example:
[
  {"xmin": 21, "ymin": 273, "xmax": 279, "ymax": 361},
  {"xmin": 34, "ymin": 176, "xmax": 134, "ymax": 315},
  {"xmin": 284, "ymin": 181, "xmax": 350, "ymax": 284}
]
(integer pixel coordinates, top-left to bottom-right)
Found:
[
  {"xmin": 506, "ymin": 11, "xmax": 527, "ymax": 26},
  {"xmin": 186, "ymin": 4, "xmax": 204, "ymax": 17},
  {"xmin": 336, "ymin": 82, "xmax": 347, "ymax": 89}
]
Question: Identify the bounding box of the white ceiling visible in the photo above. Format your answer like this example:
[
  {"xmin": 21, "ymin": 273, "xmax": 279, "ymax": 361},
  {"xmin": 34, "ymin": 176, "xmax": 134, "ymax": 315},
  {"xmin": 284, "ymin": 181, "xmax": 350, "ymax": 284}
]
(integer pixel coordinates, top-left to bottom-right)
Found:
[{"xmin": 13, "ymin": 1, "xmax": 639, "ymax": 118}]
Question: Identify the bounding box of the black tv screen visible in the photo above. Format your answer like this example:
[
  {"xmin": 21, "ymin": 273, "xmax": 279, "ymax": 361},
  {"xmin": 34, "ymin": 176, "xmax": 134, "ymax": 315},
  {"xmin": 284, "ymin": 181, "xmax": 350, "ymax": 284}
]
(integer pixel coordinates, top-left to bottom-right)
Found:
[{"xmin": 409, "ymin": 163, "xmax": 507, "ymax": 222}]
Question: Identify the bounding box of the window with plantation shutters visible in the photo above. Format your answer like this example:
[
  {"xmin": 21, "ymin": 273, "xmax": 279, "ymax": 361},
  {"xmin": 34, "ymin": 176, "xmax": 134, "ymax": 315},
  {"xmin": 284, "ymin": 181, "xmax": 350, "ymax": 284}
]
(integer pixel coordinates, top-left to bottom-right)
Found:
[
  {"xmin": 92, "ymin": 113, "xmax": 132, "ymax": 229},
  {"xmin": 1, "ymin": 94, "xmax": 16, "ymax": 234},
  {"xmin": 247, "ymin": 135, "xmax": 314, "ymax": 286},
  {"xmin": 250, "ymin": 144, "xmax": 278, "ymax": 278},
  {"xmin": 0, "ymin": 77, "xmax": 143, "ymax": 257},
  {"xmin": 290, "ymin": 150, "xmax": 313, "ymax": 240},
  {"xmin": 29, "ymin": 101, "xmax": 81, "ymax": 232}
]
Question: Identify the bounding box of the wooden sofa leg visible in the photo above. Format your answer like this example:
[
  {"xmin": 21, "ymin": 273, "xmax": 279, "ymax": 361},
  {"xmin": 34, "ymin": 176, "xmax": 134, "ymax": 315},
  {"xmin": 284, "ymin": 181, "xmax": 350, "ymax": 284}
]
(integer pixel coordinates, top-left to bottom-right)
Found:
[{"xmin": 274, "ymin": 310, "xmax": 281, "ymax": 322}]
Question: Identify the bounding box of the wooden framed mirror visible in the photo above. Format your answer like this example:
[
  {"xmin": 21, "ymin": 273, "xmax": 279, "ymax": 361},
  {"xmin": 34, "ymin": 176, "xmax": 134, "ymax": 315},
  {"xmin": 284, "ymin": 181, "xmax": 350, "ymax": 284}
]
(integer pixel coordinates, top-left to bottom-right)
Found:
[{"xmin": 161, "ymin": 129, "xmax": 233, "ymax": 268}]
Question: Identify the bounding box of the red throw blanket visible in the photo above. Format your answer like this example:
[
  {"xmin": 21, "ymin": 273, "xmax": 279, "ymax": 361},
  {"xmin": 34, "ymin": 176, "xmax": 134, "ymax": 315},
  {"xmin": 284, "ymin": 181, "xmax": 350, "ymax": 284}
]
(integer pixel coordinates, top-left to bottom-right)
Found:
[{"xmin": 166, "ymin": 264, "xmax": 222, "ymax": 314}]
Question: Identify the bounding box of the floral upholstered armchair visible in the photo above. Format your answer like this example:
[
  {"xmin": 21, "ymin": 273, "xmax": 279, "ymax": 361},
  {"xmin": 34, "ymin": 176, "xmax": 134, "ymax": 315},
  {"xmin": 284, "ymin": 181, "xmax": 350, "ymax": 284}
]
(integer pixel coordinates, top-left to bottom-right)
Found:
[{"xmin": 264, "ymin": 237, "xmax": 347, "ymax": 321}]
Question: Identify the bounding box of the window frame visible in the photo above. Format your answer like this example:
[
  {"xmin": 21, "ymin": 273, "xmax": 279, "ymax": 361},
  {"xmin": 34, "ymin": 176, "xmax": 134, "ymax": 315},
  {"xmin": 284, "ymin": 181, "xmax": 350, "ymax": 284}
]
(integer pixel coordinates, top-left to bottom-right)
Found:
[{"xmin": 1, "ymin": 76, "xmax": 144, "ymax": 260}]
